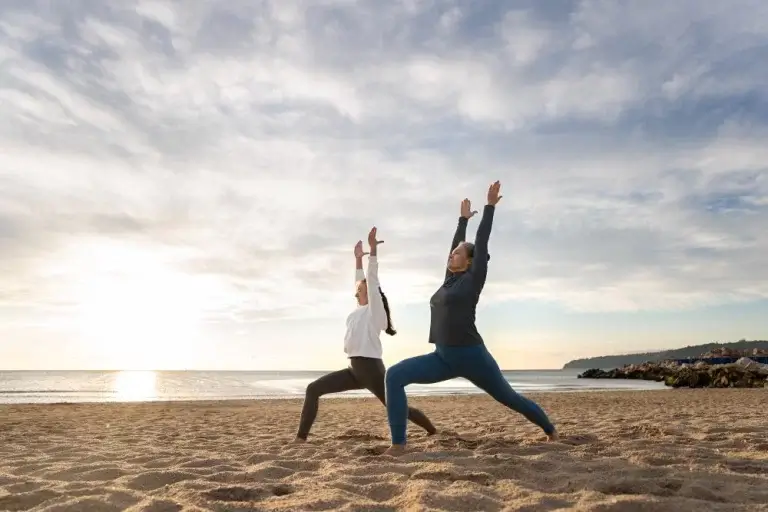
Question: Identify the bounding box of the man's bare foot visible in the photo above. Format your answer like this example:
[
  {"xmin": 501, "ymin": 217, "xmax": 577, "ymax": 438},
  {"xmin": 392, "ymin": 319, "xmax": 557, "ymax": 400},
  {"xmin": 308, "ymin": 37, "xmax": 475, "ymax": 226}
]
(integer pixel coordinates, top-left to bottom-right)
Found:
[
  {"xmin": 546, "ymin": 429, "xmax": 559, "ymax": 442},
  {"xmin": 382, "ymin": 444, "xmax": 407, "ymax": 456},
  {"xmin": 292, "ymin": 436, "xmax": 307, "ymax": 444}
]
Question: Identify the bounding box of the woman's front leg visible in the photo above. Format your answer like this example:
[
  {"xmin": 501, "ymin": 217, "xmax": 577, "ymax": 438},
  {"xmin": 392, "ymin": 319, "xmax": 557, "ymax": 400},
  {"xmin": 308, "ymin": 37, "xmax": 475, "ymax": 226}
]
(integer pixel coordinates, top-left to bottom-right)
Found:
[{"xmin": 384, "ymin": 351, "xmax": 453, "ymax": 455}]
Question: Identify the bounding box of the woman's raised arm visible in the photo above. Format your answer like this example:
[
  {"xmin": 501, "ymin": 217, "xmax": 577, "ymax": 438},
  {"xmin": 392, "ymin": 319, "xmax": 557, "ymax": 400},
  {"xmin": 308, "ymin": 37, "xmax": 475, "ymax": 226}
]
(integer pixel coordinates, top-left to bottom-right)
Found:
[
  {"xmin": 469, "ymin": 181, "xmax": 502, "ymax": 292},
  {"xmin": 365, "ymin": 227, "xmax": 388, "ymax": 331},
  {"xmin": 354, "ymin": 240, "xmax": 366, "ymax": 282},
  {"xmin": 444, "ymin": 199, "xmax": 476, "ymax": 280}
]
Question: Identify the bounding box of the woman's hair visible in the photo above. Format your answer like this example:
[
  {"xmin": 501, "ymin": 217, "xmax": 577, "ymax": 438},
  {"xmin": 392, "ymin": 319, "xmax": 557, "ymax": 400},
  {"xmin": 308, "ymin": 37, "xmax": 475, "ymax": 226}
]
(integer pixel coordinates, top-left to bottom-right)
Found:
[
  {"xmin": 463, "ymin": 242, "xmax": 490, "ymax": 261},
  {"xmin": 378, "ymin": 287, "xmax": 397, "ymax": 336}
]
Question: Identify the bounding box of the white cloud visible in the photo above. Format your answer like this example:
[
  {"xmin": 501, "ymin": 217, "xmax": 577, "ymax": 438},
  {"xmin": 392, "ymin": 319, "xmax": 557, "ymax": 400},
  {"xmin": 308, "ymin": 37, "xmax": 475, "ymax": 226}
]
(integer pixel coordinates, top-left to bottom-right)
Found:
[{"xmin": 0, "ymin": 0, "xmax": 767, "ymax": 343}]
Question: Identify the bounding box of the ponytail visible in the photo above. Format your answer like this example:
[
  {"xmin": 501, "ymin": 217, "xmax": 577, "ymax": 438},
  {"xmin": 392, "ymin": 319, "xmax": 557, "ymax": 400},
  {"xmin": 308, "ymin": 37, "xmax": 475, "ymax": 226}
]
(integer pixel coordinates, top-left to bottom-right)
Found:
[{"xmin": 378, "ymin": 287, "xmax": 397, "ymax": 336}]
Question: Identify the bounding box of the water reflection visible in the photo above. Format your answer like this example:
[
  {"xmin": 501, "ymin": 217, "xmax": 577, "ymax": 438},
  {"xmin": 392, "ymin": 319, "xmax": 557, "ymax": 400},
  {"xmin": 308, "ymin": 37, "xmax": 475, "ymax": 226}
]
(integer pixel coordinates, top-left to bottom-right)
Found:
[{"xmin": 113, "ymin": 370, "xmax": 157, "ymax": 402}]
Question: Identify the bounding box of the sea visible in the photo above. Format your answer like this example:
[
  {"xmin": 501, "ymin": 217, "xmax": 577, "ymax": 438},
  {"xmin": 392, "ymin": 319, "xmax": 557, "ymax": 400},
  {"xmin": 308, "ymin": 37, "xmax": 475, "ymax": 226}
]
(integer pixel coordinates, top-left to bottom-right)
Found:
[{"xmin": 0, "ymin": 370, "xmax": 667, "ymax": 404}]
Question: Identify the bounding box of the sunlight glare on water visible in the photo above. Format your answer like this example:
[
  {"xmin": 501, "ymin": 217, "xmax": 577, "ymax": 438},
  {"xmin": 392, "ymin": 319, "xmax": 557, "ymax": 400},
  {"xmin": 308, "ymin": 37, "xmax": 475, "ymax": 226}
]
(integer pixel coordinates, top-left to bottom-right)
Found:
[{"xmin": 113, "ymin": 370, "xmax": 158, "ymax": 402}]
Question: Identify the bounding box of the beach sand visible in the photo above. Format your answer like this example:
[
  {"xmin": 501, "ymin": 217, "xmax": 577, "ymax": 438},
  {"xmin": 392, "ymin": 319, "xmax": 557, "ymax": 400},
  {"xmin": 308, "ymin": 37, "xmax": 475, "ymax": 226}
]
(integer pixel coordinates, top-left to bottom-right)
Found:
[{"xmin": 1, "ymin": 390, "xmax": 767, "ymax": 511}]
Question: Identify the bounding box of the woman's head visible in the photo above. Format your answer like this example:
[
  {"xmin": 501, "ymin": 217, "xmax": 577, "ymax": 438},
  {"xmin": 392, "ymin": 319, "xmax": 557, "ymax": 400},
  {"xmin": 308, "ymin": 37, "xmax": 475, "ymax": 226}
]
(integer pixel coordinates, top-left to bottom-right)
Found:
[
  {"xmin": 355, "ymin": 279, "xmax": 368, "ymax": 306},
  {"xmin": 447, "ymin": 242, "xmax": 474, "ymax": 273},
  {"xmin": 354, "ymin": 280, "xmax": 396, "ymax": 336},
  {"xmin": 447, "ymin": 242, "xmax": 489, "ymax": 273}
]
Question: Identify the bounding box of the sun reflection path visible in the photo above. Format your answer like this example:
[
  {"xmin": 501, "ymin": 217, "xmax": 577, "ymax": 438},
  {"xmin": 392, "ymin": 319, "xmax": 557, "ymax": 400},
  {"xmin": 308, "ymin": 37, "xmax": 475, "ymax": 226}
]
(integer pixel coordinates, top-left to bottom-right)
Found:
[{"xmin": 113, "ymin": 370, "xmax": 158, "ymax": 402}]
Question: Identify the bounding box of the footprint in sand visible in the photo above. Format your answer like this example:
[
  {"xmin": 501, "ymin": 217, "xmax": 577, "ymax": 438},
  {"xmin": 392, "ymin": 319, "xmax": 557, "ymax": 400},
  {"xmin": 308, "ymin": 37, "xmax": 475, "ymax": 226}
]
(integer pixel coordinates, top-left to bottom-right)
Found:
[
  {"xmin": 45, "ymin": 467, "xmax": 126, "ymax": 482},
  {"xmin": 0, "ymin": 489, "xmax": 60, "ymax": 511},
  {"xmin": 4, "ymin": 480, "xmax": 46, "ymax": 493},
  {"xmin": 641, "ymin": 455, "xmax": 687, "ymax": 466},
  {"xmin": 0, "ymin": 475, "xmax": 20, "ymax": 485},
  {"xmin": 9, "ymin": 462, "xmax": 51, "ymax": 475},
  {"xmin": 272, "ymin": 459, "xmax": 323, "ymax": 472},
  {"xmin": 558, "ymin": 433, "xmax": 598, "ymax": 445},
  {"xmin": 724, "ymin": 459, "xmax": 768, "ymax": 475},
  {"xmin": 433, "ymin": 436, "xmax": 483, "ymax": 450},
  {"xmin": 678, "ymin": 483, "xmax": 727, "ymax": 503},
  {"xmin": 594, "ymin": 476, "xmax": 688, "ymax": 500},
  {"xmin": 141, "ymin": 459, "xmax": 176, "ymax": 469},
  {"xmin": 137, "ymin": 499, "xmax": 183, "ymax": 512},
  {"xmin": 245, "ymin": 452, "xmax": 274, "ymax": 464},
  {"xmin": 123, "ymin": 471, "xmax": 196, "ymax": 491},
  {"xmin": 411, "ymin": 469, "xmax": 494, "ymax": 486},
  {"xmin": 178, "ymin": 458, "xmax": 233, "ymax": 469},
  {"xmin": 202, "ymin": 484, "xmax": 294, "ymax": 502},
  {"xmin": 414, "ymin": 489, "xmax": 502, "ymax": 511},
  {"xmin": 332, "ymin": 481, "xmax": 402, "ymax": 502},
  {"xmin": 353, "ymin": 445, "xmax": 388, "ymax": 456},
  {"xmin": 514, "ymin": 497, "xmax": 575, "ymax": 512},
  {"xmin": 205, "ymin": 470, "xmax": 250, "ymax": 484},
  {"xmin": 334, "ymin": 430, "xmax": 387, "ymax": 441},
  {"xmin": 38, "ymin": 497, "xmax": 123, "ymax": 512},
  {"xmin": 124, "ymin": 455, "xmax": 159, "ymax": 464},
  {"xmin": 247, "ymin": 463, "xmax": 295, "ymax": 480}
]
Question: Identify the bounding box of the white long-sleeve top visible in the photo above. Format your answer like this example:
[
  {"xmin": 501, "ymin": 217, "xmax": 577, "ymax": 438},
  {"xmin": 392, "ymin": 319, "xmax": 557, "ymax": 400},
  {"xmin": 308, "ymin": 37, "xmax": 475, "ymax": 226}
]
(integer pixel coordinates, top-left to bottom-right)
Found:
[{"xmin": 343, "ymin": 256, "xmax": 389, "ymax": 359}]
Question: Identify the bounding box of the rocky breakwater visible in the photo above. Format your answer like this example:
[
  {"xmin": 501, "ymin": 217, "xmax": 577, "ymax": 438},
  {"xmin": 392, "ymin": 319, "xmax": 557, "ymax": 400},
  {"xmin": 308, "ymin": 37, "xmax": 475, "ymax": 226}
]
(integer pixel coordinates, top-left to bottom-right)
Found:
[{"xmin": 578, "ymin": 357, "xmax": 768, "ymax": 388}]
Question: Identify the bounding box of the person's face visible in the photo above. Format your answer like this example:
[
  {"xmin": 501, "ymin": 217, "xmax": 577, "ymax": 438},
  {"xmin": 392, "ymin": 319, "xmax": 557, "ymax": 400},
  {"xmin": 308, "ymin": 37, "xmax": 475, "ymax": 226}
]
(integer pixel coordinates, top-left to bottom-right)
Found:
[
  {"xmin": 447, "ymin": 242, "xmax": 471, "ymax": 272},
  {"xmin": 355, "ymin": 280, "xmax": 368, "ymax": 305}
]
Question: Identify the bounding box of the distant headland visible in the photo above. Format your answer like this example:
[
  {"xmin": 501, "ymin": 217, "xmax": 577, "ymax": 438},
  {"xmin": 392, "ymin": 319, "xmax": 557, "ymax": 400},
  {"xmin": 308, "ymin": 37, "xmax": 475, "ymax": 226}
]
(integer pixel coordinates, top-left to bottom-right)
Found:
[{"xmin": 562, "ymin": 339, "xmax": 768, "ymax": 369}]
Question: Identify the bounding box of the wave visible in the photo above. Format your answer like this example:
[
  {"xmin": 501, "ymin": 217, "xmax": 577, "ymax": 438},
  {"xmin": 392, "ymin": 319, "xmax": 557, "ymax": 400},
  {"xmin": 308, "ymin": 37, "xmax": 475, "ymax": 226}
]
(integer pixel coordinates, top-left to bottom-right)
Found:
[{"xmin": 0, "ymin": 370, "xmax": 667, "ymax": 404}]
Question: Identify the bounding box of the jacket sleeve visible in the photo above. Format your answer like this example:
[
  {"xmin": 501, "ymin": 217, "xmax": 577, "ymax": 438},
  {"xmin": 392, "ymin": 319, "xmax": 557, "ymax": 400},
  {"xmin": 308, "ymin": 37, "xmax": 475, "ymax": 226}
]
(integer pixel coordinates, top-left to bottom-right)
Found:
[
  {"xmin": 445, "ymin": 216, "xmax": 468, "ymax": 281},
  {"xmin": 469, "ymin": 205, "xmax": 494, "ymax": 293}
]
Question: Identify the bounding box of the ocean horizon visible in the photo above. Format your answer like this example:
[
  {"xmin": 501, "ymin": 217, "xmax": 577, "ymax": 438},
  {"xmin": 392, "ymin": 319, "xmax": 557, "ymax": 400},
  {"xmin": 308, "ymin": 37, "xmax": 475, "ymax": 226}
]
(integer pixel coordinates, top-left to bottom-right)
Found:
[{"xmin": 0, "ymin": 369, "xmax": 667, "ymax": 404}]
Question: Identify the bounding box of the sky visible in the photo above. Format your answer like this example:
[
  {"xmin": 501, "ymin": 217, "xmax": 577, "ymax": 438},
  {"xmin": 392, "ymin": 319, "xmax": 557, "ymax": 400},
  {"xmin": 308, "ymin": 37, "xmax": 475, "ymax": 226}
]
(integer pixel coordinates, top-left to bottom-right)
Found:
[{"xmin": 1, "ymin": 0, "xmax": 767, "ymax": 371}]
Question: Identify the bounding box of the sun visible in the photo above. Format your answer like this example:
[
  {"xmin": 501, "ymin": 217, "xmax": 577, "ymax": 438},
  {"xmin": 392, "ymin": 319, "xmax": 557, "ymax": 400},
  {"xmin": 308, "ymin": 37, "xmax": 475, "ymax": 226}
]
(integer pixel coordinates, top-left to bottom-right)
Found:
[{"xmin": 67, "ymin": 240, "xmax": 209, "ymax": 370}]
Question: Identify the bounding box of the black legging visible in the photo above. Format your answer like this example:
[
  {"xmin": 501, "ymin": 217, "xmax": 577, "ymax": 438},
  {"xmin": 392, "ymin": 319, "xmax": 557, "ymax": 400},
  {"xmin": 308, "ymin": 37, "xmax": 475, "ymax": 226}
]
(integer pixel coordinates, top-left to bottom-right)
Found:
[{"xmin": 296, "ymin": 356, "xmax": 436, "ymax": 440}]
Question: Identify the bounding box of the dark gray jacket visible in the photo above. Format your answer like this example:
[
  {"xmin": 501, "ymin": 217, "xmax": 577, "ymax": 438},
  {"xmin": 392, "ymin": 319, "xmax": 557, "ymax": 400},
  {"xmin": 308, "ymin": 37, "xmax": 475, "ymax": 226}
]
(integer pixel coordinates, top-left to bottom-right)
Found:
[{"xmin": 428, "ymin": 204, "xmax": 494, "ymax": 346}]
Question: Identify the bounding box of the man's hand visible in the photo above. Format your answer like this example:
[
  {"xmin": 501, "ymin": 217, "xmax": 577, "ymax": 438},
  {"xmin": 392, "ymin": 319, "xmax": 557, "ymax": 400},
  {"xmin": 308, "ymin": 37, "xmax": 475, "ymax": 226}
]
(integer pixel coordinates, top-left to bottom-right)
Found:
[
  {"xmin": 460, "ymin": 198, "xmax": 477, "ymax": 219},
  {"xmin": 487, "ymin": 181, "xmax": 502, "ymax": 206}
]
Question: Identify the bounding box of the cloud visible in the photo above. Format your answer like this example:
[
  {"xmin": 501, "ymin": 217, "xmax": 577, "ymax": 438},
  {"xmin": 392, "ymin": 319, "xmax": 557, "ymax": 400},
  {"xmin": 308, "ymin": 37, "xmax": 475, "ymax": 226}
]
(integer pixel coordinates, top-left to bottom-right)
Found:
[{"xmin": 1, "ymin": 0, "xmax": 767, "ymax": 336}]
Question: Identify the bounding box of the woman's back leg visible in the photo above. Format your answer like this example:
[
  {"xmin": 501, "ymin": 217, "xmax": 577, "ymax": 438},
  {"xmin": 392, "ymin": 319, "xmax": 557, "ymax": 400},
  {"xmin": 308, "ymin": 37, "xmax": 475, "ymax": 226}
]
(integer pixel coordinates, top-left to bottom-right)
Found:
[{"xmin": 460, "ymin": 347, "xmax": 557, "ymax": 438}]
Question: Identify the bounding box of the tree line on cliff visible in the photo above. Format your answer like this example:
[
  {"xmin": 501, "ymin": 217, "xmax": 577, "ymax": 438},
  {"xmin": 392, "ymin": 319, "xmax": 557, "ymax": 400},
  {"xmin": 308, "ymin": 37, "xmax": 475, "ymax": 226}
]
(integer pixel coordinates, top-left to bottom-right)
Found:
[{"xmin": 562, "ymin": 339, "xmax": 768, "ymax": 369}]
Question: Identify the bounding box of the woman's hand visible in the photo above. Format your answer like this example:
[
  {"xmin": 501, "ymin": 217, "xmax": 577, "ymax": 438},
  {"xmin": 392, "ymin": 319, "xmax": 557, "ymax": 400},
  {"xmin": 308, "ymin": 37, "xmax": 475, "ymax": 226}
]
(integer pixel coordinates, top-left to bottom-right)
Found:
[
  {"xmin": 367, "ymin": 227, "xmax": 384, "ymax": 255},
  {"xmin": 487, "ymin": 180, "xmax": 503, "ymax": 206},
  {"xmin": 460, "ymin": 198, "xmax": 478, "ymax": 219},
  {"xmin": 354, "ymin": 240, "xmax": 367, "ymax": 259}
]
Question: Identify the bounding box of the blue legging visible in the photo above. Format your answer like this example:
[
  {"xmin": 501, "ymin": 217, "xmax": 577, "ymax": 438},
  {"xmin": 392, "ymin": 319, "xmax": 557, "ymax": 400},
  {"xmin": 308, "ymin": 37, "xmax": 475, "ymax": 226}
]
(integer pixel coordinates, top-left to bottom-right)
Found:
[{"xmin": 385, "ymin": 344, "xmax": 555, "ymax": 445}]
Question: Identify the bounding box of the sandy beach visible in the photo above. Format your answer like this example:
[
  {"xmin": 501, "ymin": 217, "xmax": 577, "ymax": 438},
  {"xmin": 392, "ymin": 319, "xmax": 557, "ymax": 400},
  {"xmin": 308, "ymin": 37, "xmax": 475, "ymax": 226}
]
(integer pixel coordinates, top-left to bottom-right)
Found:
[{"xmin": 1, "ymin": 390, "xmax": 767, "ymax": 511}]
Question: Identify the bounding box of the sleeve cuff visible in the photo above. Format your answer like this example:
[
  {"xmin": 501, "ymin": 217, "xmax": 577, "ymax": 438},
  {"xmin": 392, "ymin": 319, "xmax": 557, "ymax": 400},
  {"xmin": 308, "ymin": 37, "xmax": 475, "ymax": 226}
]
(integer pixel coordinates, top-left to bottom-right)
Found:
[{"xmin": 355, "ymin": 269, "xmax": 365, "ymax": 281}]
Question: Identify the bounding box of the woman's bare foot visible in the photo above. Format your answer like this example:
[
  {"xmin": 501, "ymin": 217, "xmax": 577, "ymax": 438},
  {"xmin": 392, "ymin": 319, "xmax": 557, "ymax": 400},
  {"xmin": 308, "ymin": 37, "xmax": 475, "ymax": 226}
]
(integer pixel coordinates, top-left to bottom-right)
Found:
[
  {"xmin": 382, "ymin": 444, "xmax": 407, "ymax": 456},
  {"xmin": 546, "ymin": 429, "xmax": 559, "ymax": 442}
]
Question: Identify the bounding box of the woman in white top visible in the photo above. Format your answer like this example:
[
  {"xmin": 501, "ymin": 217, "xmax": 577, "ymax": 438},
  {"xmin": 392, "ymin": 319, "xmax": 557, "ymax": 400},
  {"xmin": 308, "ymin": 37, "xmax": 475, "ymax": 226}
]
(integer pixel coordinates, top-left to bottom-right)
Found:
[{"xmin": 294, "ymin": 227, "xmax": 437, "ymax": 442}]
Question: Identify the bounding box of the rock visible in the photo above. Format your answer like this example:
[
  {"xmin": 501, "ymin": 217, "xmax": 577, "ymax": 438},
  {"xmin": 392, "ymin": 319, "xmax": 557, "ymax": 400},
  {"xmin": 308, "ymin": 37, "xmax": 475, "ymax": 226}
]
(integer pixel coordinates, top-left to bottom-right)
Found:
[
  {"xmin": 735, "ymin": 357, "xmax": 768, "ymax": 375},
  {"xmin": 578, "ymin": 359, "xmax": 768, "ymax": 389}
]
